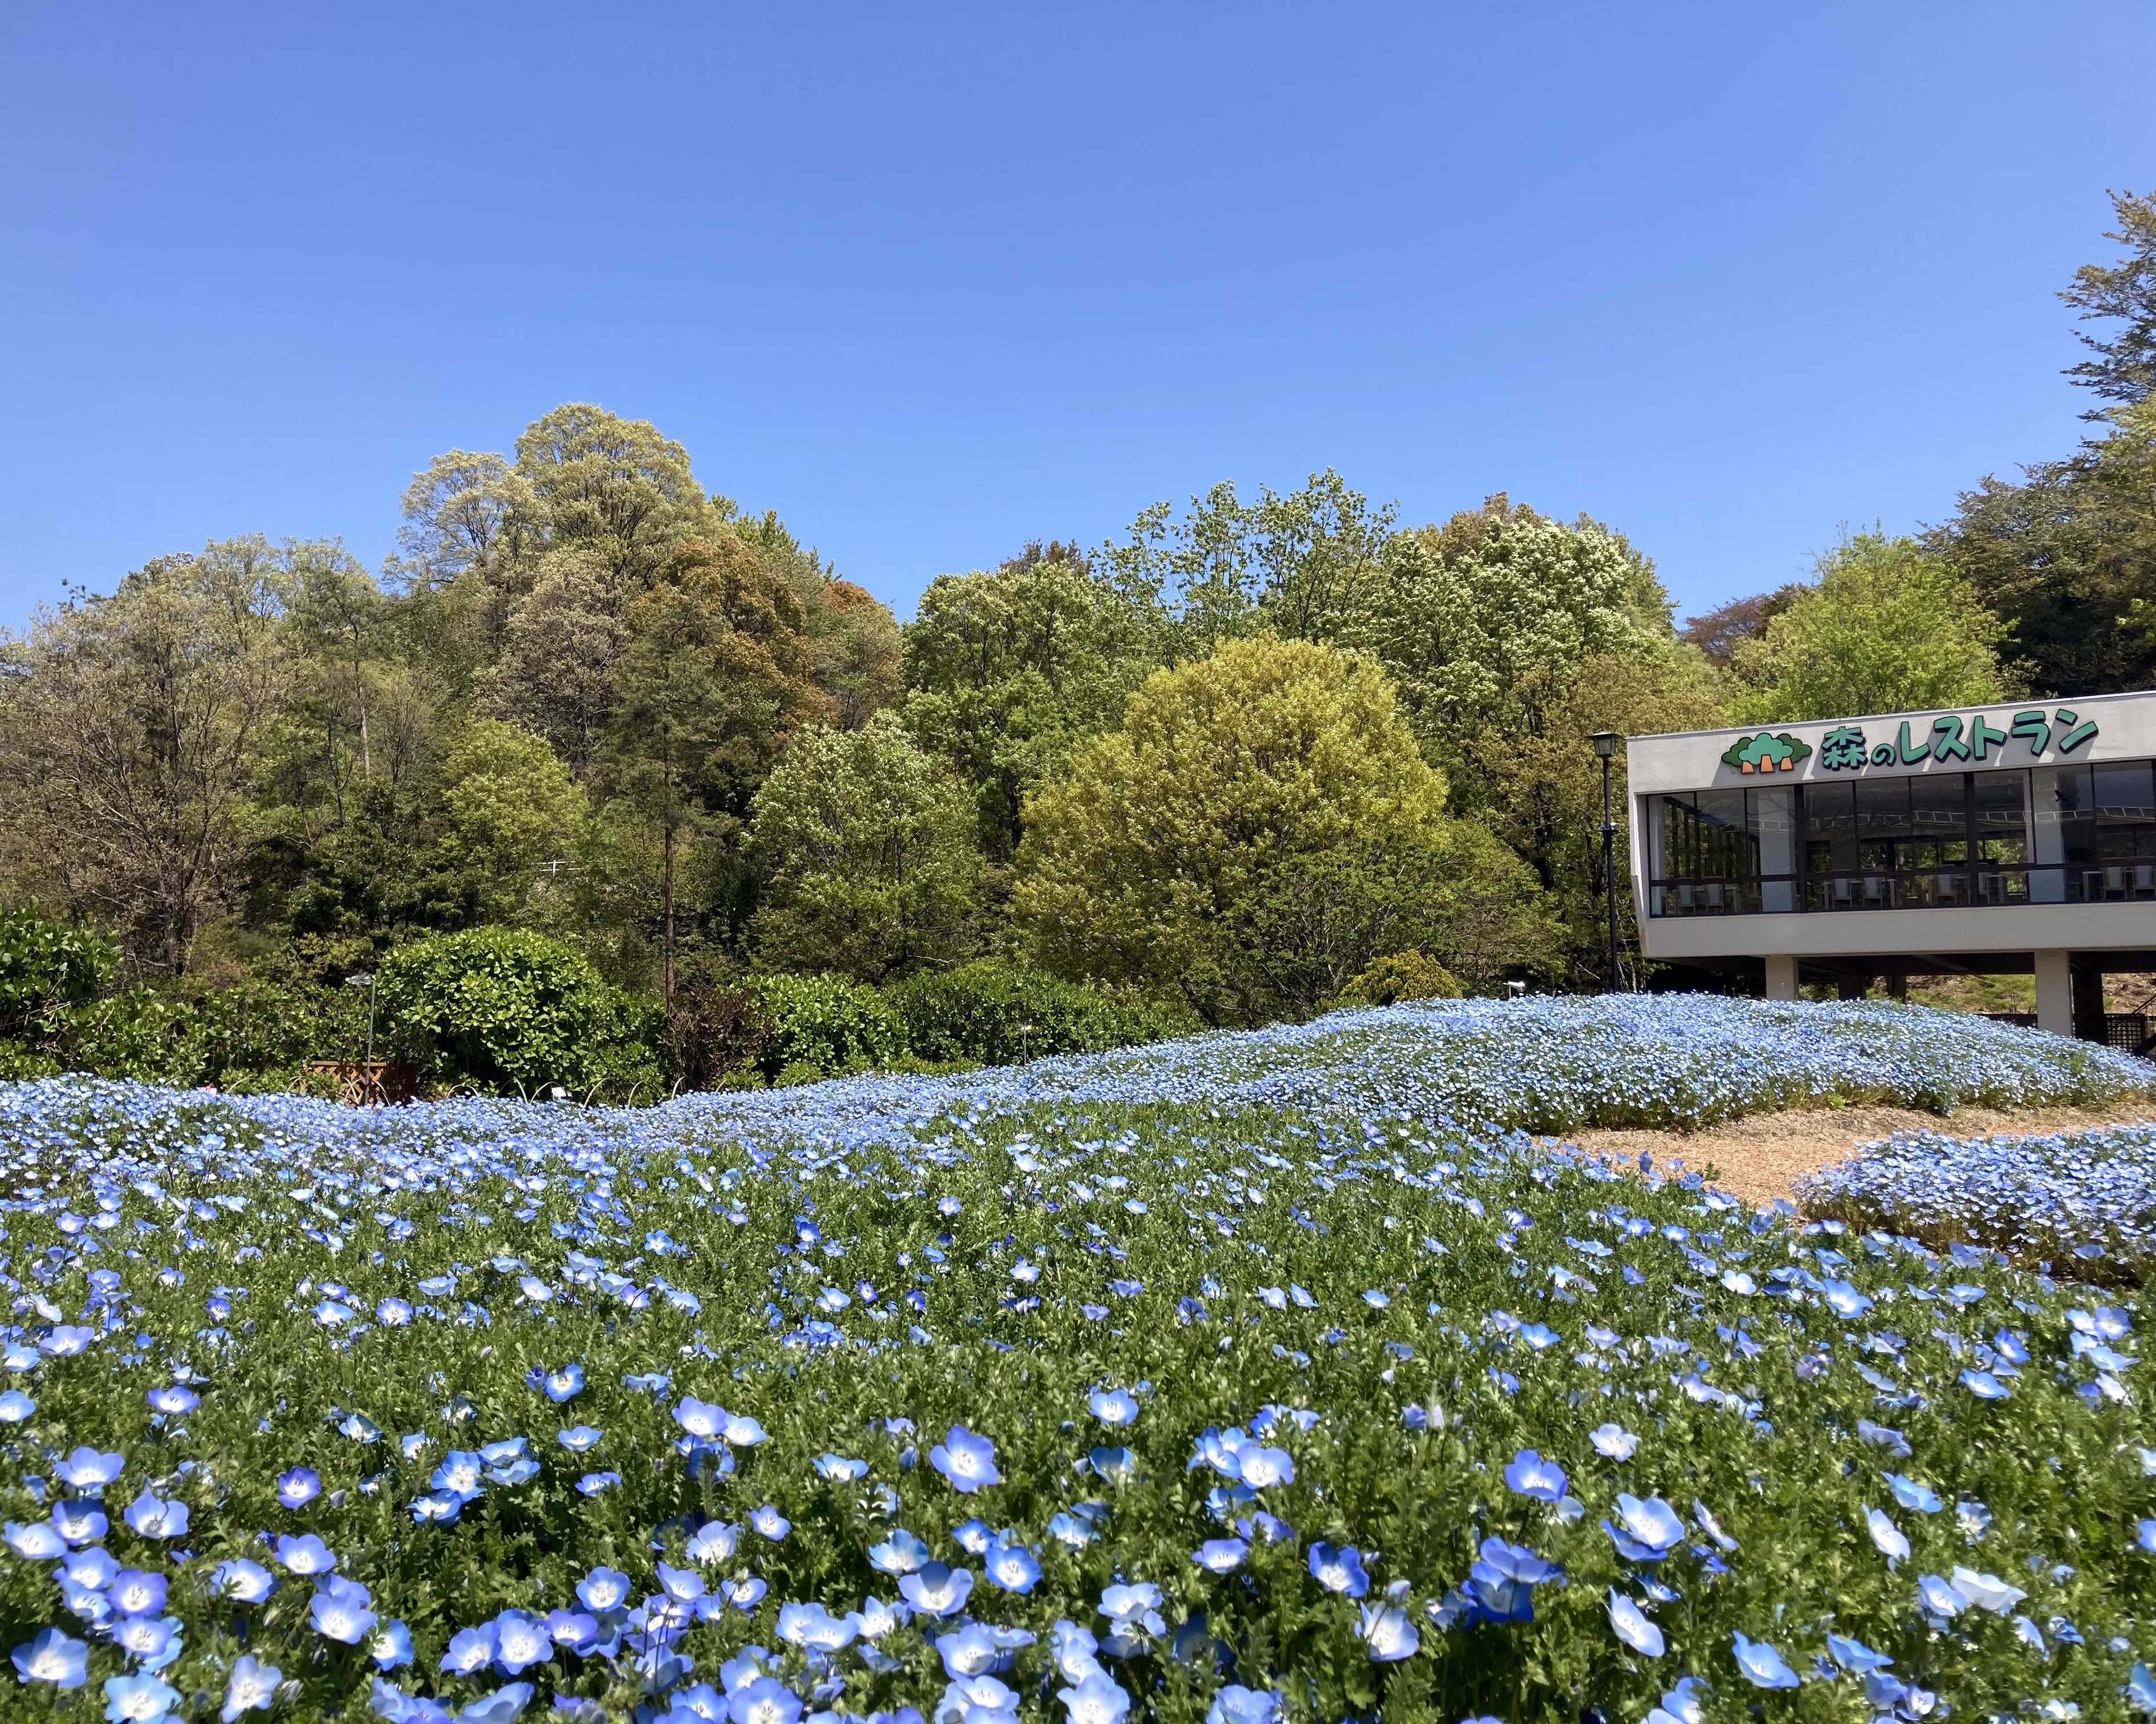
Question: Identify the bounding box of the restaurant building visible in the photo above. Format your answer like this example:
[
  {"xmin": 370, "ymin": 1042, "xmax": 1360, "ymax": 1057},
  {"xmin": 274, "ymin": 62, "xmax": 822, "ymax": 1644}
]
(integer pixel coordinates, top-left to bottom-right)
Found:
[{"xmin": 1625, "ymin": 690, "xmax": 2156, "ymax": 1042}]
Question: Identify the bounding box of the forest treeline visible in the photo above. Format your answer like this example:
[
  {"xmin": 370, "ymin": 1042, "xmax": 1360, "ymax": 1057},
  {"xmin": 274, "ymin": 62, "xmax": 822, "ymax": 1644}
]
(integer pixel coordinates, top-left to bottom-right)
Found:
[{"xmin": 0, "ymin": 193, "xmax": 2150, "ymax": 1099}]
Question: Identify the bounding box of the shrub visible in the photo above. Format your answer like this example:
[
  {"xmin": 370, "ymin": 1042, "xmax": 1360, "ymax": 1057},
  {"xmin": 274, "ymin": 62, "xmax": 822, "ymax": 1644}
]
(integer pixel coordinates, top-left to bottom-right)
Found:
[
  {"xmin": 0, "ymin": 902, "xmax": 117, "ymax": 1044},
  {"xmin": 379, "ymin": 926, "xmax": 659, "ymax": 1099},
  {"xmin": 743, "ymin": 972, "xmax": 905, "ymax": 1082},
  {"xmin": 664, "ymin": 981, "xmax": 769, "ymax": 1092},
  {"xmin": 888, "ymin": 957, "xmax": 1180, "ymax": 1066},
  {"xmin": 1336, "ymin": 949, "xmax": 1465, "ymax": 1007}
]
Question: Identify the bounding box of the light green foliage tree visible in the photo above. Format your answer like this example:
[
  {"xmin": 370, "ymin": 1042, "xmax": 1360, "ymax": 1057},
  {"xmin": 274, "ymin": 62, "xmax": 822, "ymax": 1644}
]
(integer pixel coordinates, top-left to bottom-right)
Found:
[
  {"xmin": 749, "ymin": 713, "xmax": 982, "ymax": 982},
  {"xmin": 0, "ymin": 538, "xmax": 296, "ymax": 974},
  {"xmin": 510, "ymin": 403, "xmax": 713, "ymax": 589},
  {"xmin": 901, "ymin": 544, "xmax": 1165, "ymax": 863},
  {"xmin": 1731, "ymin": 532, "xmax": 2013, "ymax": 722},
  {"xmin": 1352, "ymin": 495, "xmax": 1686, "ymax": 787},
  {"xmin": 436, "ymin": 721, "xmax": 589, "ymax": 925},
  {"xmin": 1015, "ymin": 635, "xmax": 1545, "ymax": 1026},
  {"xmin": 1098, "ymin": 471, "xmax": 1394, "ymax": 654}
]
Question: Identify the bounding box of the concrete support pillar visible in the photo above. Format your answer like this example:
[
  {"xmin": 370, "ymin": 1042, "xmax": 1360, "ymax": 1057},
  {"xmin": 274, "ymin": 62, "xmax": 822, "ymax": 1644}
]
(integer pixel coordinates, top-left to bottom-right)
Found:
[
  {"xmin": 2035, "ymin": 949, "xmax": 2073, "ymax": 1038},
  {"xmin": 1764, "ymin": 954, "xmax": 1799, "ymax": 1001}
]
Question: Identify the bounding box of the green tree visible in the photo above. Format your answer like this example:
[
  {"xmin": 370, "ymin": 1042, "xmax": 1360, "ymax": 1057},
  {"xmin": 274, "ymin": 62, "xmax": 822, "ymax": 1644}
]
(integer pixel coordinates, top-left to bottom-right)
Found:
[
  {"xmin": 0, "ymin": 539, "xmax": 295, "ymax": 975},
  {"xmin": 2062, "ymin": 188, "xmax": 2156, "ymax": 410},
  {"xmin": 1731, "ymin": 532, "xmax": 2012, "ymax": 722},
  {"xmin": 511, "ymin": 403, "xmax": 713, "ymax": 589},
  {"xmin": 901, "ymin": 543, "xmax": 1165, "ymax": 863},
  {"xmin": 595, "ymin": 536, "xmax": 831, "ymax": 996},
  {"xmin": 1350, "ymin": 495, "xmax": 1686, "ymax": 800},
  {"xmin": 436, "ymin": 721, "xmax": 590, "ymax": 925},
  {"xmin": 1014, "ymin": 635, "xmax": 1540, "ymax": 1026},
  {"xmin": 1097, "ymin": 471, "xmax": 1394, "ymax": 655},
  {"xmin": 748, "ymin": 713, "xmax": 982, "ymax": 982}
]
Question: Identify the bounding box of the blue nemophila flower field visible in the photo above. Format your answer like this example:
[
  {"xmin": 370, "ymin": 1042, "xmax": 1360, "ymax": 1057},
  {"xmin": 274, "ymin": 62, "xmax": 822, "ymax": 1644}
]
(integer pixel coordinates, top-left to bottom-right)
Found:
[
  {"xmin": 1804, "ymin": 1121, "xmax": 2156, "ymax": 1282},
  {"xmin": 0, "ymin": 997, "xmax": 2149, "ymax": 1722}
]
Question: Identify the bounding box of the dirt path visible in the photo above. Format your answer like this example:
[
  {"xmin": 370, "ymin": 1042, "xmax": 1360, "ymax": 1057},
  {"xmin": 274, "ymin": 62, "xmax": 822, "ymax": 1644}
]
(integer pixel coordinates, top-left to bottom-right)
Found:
[{"xmin": 1549, "ymin": 1100, "xmax": 2156, "ymax": 1210}]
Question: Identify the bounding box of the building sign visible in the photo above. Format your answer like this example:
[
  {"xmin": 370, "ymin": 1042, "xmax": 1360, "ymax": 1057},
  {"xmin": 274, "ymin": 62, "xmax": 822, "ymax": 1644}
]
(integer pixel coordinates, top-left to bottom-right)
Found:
[
  {"xmin": 1719, "ymin": 731, "xmax": 1811, "ymax": 774},
  {"xmin": 1718, "ymin": 708, "xmax": 2098, "ymax": 778}
]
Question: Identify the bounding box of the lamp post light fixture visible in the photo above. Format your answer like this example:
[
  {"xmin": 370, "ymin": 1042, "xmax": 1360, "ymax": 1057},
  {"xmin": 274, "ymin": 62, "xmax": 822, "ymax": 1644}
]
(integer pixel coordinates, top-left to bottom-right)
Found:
[
  {"xmin": 1588, "ymin": 731, "xmax": 1622, "ymax": 994},
  {"xmin": 344, "ymin": 972, "xmax": 377, "ymax": 1064}
]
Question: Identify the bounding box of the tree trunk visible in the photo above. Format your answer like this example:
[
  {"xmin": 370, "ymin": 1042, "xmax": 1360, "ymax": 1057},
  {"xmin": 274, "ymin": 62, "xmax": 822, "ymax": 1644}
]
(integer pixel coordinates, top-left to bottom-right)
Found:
[{"xmin": 661, "ymin": 816, "xmax": 676, "ymax": 1003}]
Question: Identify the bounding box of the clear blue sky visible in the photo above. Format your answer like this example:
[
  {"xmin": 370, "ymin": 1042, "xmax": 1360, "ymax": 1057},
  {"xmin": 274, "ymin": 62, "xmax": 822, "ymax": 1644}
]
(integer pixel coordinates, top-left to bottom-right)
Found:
[{"xmin": 2, "ymin": 4, "xmax": 2151, "ymax": 630}]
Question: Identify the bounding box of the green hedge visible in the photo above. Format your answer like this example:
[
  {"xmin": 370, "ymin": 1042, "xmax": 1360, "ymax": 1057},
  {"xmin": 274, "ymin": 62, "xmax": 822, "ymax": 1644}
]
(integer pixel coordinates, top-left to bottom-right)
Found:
[{"xmin": 887, "ymin": 958, "xmax": 1182, "ymax": 1065}]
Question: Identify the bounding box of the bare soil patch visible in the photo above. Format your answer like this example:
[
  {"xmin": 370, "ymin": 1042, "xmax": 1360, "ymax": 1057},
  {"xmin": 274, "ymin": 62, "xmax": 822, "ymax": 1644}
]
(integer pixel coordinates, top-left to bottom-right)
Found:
[{"xmin": 1549, "ymin": 1099, "xmax": 2156, "ymax": 1210}]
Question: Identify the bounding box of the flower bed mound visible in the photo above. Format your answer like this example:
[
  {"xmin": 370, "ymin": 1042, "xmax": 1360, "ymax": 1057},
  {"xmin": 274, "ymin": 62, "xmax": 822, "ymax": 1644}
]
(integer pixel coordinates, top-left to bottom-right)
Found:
[
  {"xmin": 0, "ymin": 997, "xmax": 2148, "ymax": 1721},
  {"xmin": 1803, "ymin": 1120, "xmax": 2156, "ymax": 1283}
]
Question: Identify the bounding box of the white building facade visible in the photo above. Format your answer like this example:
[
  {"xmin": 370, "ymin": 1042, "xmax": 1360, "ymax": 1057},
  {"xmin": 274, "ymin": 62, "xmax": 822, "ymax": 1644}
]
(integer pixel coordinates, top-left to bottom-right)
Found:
[{"xmin": 1626, "ymin": 689, "xmax": 2156, "ymax": 1039}]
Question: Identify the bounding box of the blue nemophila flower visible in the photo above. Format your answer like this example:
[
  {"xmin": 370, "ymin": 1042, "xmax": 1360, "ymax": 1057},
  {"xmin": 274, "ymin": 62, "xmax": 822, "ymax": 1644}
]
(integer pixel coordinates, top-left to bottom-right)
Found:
[
  {"xmin": 1089, "ymin": 1386, "xmax": 1140, "ymax": 1426},
  {"xmin": 1603, "ymin": 1495, "xmax": 1685, "ymax": 1562},
  {"xmin": 813, "ymin": 1453, "xmax": 868, "ymax": 1481},
  {"xmin": 430, "ymin": 1452, "xmax": 486, "ymax": 1501},
  {"xmin": 687, "ymin": 1522, "xmax": 741, "ymax": 1564},
  {"xmin": 103, "ymin": 1671, "xmax": 179, "ymax": 1721},
  {"xmin": 1235, "ymin": 1445, "xmax": 1294, "ymax": 1488},
  {"xmin": 1607, "ymin": 1591, "xmax": 1665, "ymax": 1657},
  {"xmin": 108, "ymin": 1569, "xmax": 167, "ymax": 1617},
  {"xmin": 1731, "ymin": 1631, "xmax": 1799, "ymax": 1689},
  {"xmin": 674, "ymin": 1396, "xmax": 727, "ymax": 1439},
  {"xmin": 930, "ymin": 1425, "xmax": 1002, "ymax": 1493},
  {"xmin": 933, "ymin": 1620, "xmax": 1011, "ymax": 1677},
  {"xmin": 1057, "ymin": 1668, "xmax": 1131, "ymax": 1724},
  {"xmin": 543, "ymin": 1610, "xmax": 599, "ymax": 1656},
  {"xmin": 1358, "ymin": 1602, "xmax": 1419, "ymax": 1662},
  {"xmin": 369, "ymin": 1619, "xmax": 413, "ymax": 1670},
  {"xmin": 537, "ymin": 1364, "xmax": 585, "ymax": 1404},
  {"xmin": 275, "ymin": 1534, "xmax": 337, "ymax": 1575},
  {"xmin": 1960, "ymin": 1368, "xmax": 2009, "ymax": 1400},
  {"xmin": 108, "ymin": 1614, "xmax": 176, "ymax": 1662},
  {"xmin": 729, "ymin": 1674, "xmax": 803, "ymax": 1724},
  {"xmin": 1205, "ymin": 1686, "xmax": 1278, "ymax": 1724},
  {"xmin": 1193, "ymin": 1538, "xmax": 1248, "ymax": 1573},
  {"xmin": 1099, "ymin": 1582, "xmax": 1165, "ymax": 1654},
  {"xmin": 1308, "ymin": 1542, "xmax": 1370, "ymax": 1597},
  {"xmin": 54, "ymin": 1447, "xmax": 125, "ymax": 1491},
  {"xmin": 310, "ymin": 1575, "xmax": 376, "ymax": 1643},
  {"xmin": 0, "ymin": 1391, "xmax": 33, "ymax": 1423},
  {"xmin": 1463, "ymin": 1538, "xmax": 1560, "ymax": 1624},
  {"xmin": 870, "ymin": 1528, "xmax": 931, "ymax": 1573},
  {"xmin": 1590, "ymin": 1423, "xmax": 1638, "ymax": 1459},
  {"xmin": 1503, "ymin": 1449, "xmax": 1568, "ymax": 1502},
  {"xmin": 1826, "ymin": 1633, "xmax": 1893, "ymax": 1674},
  {"xmin": 985, "ymin": 1536, "xmax": 1042, "ymax": 1593},
  {"xmin": 375, "ymin": 1298, "xmax": 412, "ymax": 1327},
  {"xmin": 220, "ymin": 1654, "xmax": 279, "ymax": 1721},
  {"xmin": 959, "ymin": 1523, "xmax": 999, "ymax": 1558},
  {"xmin": 899, "ymin": 1562, "xmax": 974, "ymax": 1617},
  {"xmin": 276, "ymin": 1468, "xmax": 322, "ymax": 1510},
  {"xmin": 4, "ymin": 1520, "xmax": 64, "ymax": 1558},
  {"xmin": 1949, "ymin": 1566, "xmax": 2027, "ymax": 1613},
  {"xmin": 1865, "ymin": 1507, "xmax": 1910, "ymax": 1563},
  {"xmin": 213, "ymin": 1559, "xmax": 276, "ymax": 1604},
  {"xmin": 558, "ymin": 1426, "xmax": 603, "ymax": 1453},
  {"xmin": 122, "ymin": 1489, "xmax": 187, "ymax": 1540},
  {"xmin": 63, "ymin": 1547, "xmax": 119, "ymax": 1590},
  {"xmin": 442, "ymin": 1623, "xmax": 499, "ymax": 1675},
  {"xmin": 1887, "ymin": 1473, "xmax": 1942, "ymax": 1514},
  {"xmin": 576, "ymin": 1567, "xmax": 631, "ymax": 1612},
  {"xmin": 491, "ymin": 1609, "xmax": 553, "ymax": 1675},
  {"xmin": 575, "ymin": 1472, "xmax": 620, "ymax": 1496},
  {"xmin": 146, "ymin": 1385, "xmax": 198, "ymax": 1416}
]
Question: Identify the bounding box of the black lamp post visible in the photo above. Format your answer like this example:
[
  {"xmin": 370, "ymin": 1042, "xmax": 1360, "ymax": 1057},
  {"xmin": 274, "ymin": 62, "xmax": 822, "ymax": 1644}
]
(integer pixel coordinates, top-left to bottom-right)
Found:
[{"xmin": 1589, "ymin": 731, "xmax": 1622, "ymax": 994}]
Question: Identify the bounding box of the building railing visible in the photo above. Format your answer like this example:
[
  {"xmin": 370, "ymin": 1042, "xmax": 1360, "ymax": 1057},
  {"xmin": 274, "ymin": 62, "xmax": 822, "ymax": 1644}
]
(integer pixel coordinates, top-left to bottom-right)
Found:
[{"xmin": 1650, "ymin": 860, "xmax": 2156, "ymax": 917}]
